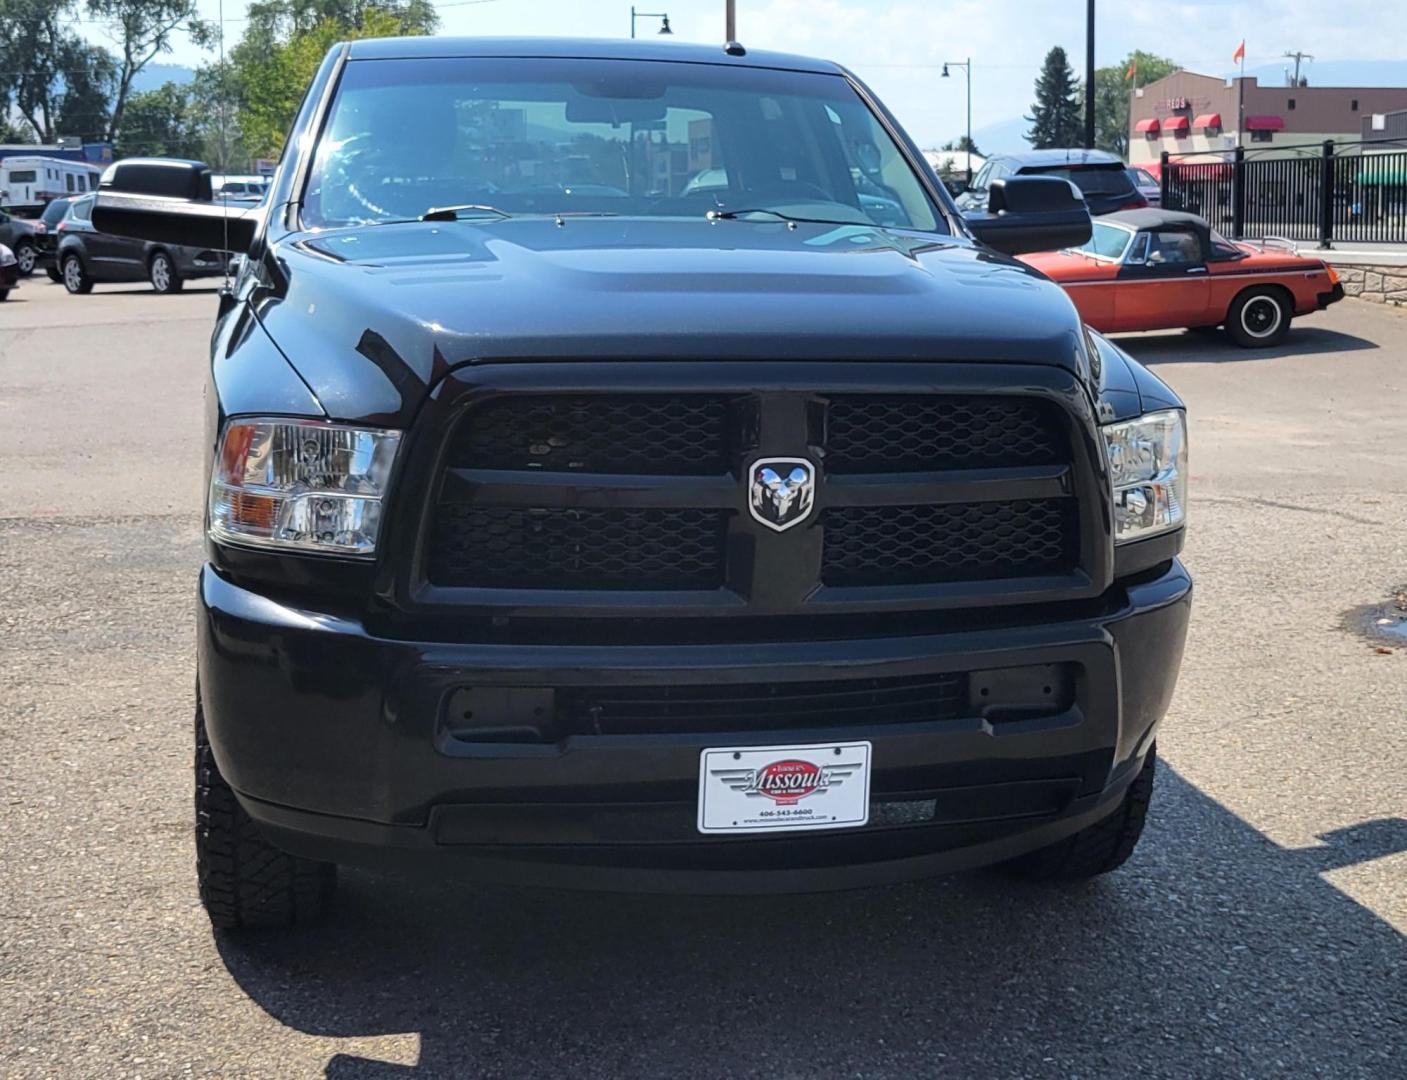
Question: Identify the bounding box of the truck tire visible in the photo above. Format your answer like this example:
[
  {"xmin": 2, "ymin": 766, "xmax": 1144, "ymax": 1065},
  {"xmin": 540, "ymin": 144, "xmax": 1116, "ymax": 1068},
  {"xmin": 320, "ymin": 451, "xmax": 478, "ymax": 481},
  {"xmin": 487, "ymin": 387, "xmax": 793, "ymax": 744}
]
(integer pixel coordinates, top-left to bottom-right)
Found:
[
  {"xmin": 195, "ymin": 700, "xmax": 335, "ymax": 929},
  {"xmin": 1000, "ymin": 748, "xmax": 1156, "ymax": 881},
  {"xmin": 62, "ymin": 254, "xmax": 93, "ymax": 294},
  {"xmin": 149, "ymin": 250, "xmax": 183, "ymax": 294},
  {"xmin": 1226, "ymin": 287, "xmax": 1291, "ymax": 348},
  {"xmin": 14, "ymin": 240, "xmax": 36, "ymax": 276}
]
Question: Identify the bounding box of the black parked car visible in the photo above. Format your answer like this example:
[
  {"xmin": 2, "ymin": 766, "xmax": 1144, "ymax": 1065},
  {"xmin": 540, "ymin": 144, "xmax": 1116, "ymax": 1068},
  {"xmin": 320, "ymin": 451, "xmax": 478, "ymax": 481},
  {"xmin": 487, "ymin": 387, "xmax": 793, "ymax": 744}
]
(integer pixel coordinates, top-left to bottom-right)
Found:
[
  {"xmin": 957, "ymin": 149, "xmax": 1149, "ymax": 217},
  {"xmin": 33, "ymin": 197, "xmax": 71, "ymax": 280},
  {"xmin": 56, "ymin": 192, "xmax": 232, "ymax": 294},
  {"xmin": 94, "ymin": 38, "xmax": 1190, "ymax": 930},
  {"xmin": 0, "ymin": 208, "xmax": 40, "ymax": 276}
]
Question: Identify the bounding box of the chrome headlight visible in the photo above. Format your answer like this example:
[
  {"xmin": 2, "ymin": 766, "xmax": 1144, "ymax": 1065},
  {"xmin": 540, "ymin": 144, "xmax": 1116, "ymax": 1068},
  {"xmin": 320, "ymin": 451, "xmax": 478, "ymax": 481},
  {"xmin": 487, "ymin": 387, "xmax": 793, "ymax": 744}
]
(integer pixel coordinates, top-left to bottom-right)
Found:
[
  {"xmin": 1102, "ymin": 409, "xmax": 1187, "ymax": 544},
  {"xmin": 0, "ymin": 247, "xmax": 16, "ymax": 268},
  {"xmin": 209, "ymin": 418, "xmax": 401, "ymax": 556}
]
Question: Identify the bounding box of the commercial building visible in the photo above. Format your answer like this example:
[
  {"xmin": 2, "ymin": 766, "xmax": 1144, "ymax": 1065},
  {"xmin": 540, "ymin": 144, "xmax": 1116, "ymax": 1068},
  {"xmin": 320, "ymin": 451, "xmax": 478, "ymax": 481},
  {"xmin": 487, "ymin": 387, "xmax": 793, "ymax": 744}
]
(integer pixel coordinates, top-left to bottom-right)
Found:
[{"xmin": 1129, "ymin": 71, "xmax": 1407, "ymax": 167}]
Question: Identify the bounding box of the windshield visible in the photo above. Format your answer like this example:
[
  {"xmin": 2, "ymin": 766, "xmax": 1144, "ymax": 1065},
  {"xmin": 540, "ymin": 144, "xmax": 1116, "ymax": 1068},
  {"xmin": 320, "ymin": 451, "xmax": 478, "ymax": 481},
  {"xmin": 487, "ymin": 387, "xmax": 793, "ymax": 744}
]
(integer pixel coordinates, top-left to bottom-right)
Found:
[
  {"xmin": 303, "ymin": 57, "xmax": 942, "ymax": 233},
  {"xmin": 1077, "ymin": 221, "xmax": 1134, "ymax": 259},
  {"xmin": 1031, "ymin": 166, "xmax": 1136, "ymax": 197}
]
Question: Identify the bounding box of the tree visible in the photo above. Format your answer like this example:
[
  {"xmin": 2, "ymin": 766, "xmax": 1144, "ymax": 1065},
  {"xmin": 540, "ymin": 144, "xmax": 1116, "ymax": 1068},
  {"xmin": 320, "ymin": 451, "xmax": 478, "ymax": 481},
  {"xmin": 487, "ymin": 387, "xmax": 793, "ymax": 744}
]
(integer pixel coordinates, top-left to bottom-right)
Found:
[
  {"xmin": 1025, "ymin": 46, "xmax": 1083, "ymax": 149},
  {"xmin": 215, "ymin": 0, "xmax": 438, "ymax": 162},
  {"xmin": 1093, "ymin": 51, "xmax": 1178, "ymax": 158},
  {"xmin": 114, "ymin": 81, "xmax": 205, "ymax": 157},
  {"xmin": 85, "ymin": 0, "xmax": 212, "ymax": 144},
  {"xmin": 0, "ymin": 0, "xmax": 118, "ymax": 142},
  {"xmin": 940, "ymin": 135, "xmax": 982, "ymax": 155}
]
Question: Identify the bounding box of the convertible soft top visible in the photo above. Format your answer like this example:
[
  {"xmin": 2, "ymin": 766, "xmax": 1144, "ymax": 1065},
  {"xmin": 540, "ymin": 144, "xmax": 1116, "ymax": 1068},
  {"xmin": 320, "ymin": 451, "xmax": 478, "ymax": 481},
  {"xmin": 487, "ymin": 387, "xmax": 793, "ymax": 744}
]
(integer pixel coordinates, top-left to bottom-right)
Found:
[{"xmin": 1102, "ymin": 208, "xmax": 1212, "ymax": 245}]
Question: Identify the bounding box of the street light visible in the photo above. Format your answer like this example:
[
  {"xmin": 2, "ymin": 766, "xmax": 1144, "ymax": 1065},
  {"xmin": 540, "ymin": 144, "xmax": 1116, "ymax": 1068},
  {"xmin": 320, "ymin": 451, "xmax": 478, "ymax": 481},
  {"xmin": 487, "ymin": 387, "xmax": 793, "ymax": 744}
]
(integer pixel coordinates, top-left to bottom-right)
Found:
[
  {"xmin": 942, "ymin": 58, "xmax": 973, "ymax": 186},
  {"xmin": 630, "ymin": 7, "xmax": 672, "ymax": 37}
]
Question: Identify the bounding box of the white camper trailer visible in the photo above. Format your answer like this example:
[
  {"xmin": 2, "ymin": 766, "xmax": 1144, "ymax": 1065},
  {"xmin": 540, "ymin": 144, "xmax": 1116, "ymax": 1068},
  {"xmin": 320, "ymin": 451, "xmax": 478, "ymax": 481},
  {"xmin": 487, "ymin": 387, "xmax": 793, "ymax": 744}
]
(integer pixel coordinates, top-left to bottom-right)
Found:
[{"xmin": 0, "ymin": 156, "xmax": 103, "ymax": 212}]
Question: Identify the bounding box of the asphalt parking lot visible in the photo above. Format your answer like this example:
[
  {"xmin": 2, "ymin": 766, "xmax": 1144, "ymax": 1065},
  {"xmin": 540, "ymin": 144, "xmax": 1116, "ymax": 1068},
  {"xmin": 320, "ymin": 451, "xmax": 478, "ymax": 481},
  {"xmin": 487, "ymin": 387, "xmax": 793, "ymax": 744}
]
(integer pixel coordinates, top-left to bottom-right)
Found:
[{"xmin": 1, "ymin": 276, "xmax": 1404, "ymax": 1079}]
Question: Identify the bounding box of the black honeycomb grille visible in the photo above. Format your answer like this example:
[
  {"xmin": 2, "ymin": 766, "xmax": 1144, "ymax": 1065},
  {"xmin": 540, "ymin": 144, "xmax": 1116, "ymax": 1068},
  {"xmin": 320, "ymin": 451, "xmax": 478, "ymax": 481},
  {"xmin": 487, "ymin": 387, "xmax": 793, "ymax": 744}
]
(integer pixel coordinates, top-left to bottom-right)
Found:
[
  {"xmin": 826, "ymin": 395, "xmax": 1064, "ymax": 473},
  {"xmin": 558, "ymin": 671, "xmax": 969, "ymax": 736},
  {"xmin": 428, "ymin": 506, "xmax": 727, "ymax": 590},
  {"xmin": 448, "ymin": 395, "xmax": 733, "ymax": 474},
  {"xmin": 821, "ymin": 500, "xmax": 1078, "ymax": 586}
]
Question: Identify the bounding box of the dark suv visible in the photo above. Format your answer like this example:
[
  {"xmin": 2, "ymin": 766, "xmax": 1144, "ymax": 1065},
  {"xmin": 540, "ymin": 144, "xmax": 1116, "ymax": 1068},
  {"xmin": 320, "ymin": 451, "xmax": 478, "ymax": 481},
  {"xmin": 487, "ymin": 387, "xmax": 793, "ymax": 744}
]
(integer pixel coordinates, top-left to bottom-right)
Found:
[
  {"xmin": 94, "ymin": 38, "xmax": 1190, "ymax": 930},
  {"xmin": 56, "ymin": 192, "xmax": 231, "ymax": 294},
  {"xmin": 958, "ymin": 149, "xmax": 1148, "ymax": 217}
]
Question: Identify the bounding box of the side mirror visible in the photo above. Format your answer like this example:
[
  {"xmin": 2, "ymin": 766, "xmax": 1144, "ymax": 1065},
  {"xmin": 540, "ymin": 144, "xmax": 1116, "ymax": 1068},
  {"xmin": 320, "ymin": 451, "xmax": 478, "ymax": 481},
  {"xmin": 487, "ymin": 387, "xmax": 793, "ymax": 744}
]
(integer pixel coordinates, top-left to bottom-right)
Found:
[
  {"xmin": 963, "ymin": 176, "xmax": 1092, "ymax": 256},
  {"xmin": 92, "ymin": 158, "xmax": 259, "ymax": 253}
]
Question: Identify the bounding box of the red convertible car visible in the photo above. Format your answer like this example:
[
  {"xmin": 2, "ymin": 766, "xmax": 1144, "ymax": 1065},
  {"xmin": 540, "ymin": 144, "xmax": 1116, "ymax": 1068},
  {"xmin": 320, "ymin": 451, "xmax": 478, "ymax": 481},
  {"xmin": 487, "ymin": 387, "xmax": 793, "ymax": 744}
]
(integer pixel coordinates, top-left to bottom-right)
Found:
[{"xmin": 1021, "ymin": 209, "xmax": 1343, "ymax": 347}]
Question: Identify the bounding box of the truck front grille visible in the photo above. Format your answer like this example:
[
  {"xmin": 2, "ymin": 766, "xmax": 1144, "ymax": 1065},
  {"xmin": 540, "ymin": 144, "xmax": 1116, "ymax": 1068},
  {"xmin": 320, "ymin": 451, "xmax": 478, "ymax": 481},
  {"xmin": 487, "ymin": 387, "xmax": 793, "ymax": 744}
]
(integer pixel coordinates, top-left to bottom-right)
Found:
[
  {"xmin": 826, "ymin": 395, "xmax": 1062, "ymax": 473},
  {"xmin": 557, "ymin": 671, "xmax": 970, "ymax": 735},
  {"xmin": 821, "ymin": 500, "xmax": 1078, "ymax": 587},
  {"xmin": 428, "ymin": 507, "xmax": 727, "ymax": 590},
  {"xmin": 446, "ymin": 394, "xmax": 733, "ymax": 475},
  {"xmin": 422, "ymin": 383, "xmax": 1086, "ymax": 607}
]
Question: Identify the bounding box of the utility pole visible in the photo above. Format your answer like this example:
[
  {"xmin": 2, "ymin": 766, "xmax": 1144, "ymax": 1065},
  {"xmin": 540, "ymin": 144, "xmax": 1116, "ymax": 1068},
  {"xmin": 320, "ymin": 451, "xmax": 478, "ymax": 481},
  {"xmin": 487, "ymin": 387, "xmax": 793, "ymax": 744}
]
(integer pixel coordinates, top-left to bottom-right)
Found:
[
  {"xmin": 942, "ymin": 60, "xmax": 973, "ymax": 186},
  {"xmin": 1283, "ymin": 50, "xmax": 1314, "ymax": 86},
  {"xmin": 725, "ymin": 0, "xmax": 737, "ymax": 42},
  {"xmin": 1084, "ymin": 0, "xmax": 1096, "ymax": 149}
]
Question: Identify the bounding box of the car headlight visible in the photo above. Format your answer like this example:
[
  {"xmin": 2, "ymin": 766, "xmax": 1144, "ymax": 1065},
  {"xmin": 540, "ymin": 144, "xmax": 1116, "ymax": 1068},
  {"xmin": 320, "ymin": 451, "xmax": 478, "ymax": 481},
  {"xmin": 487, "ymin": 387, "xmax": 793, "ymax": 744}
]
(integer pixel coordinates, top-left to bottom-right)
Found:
[
  {"xmin": 0, "ymin": 248, "xmax": 15, "ymax": 268},
  {"xmin": 1102, "ymin": 409, "xmax": 1187, "ymax": 544},
  {"xmin": 209, "ymin": 418, "xmax": 401, "ymax": 556}
]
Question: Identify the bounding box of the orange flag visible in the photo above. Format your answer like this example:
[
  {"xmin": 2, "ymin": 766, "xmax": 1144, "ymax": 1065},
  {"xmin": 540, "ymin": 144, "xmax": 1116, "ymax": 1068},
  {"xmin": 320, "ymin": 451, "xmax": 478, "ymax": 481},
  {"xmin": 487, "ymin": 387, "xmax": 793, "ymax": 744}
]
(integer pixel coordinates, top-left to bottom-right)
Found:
[
  {"xmin": 1232, "ymin": 40, "xmax": 1245, "ymax": 64},
  {"xmin": 1125, "ymin": 58, "xmax": 1137, "ymax": 81}
]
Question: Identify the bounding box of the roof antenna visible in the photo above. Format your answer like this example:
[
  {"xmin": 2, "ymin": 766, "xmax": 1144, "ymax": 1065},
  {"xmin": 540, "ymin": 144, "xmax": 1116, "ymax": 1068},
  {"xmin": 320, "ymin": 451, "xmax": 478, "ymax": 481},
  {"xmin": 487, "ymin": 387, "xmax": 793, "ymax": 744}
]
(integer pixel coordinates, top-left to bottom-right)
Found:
[{"xmin": 724, "ymin": 0, "xmax": 745, "ymax": 54}]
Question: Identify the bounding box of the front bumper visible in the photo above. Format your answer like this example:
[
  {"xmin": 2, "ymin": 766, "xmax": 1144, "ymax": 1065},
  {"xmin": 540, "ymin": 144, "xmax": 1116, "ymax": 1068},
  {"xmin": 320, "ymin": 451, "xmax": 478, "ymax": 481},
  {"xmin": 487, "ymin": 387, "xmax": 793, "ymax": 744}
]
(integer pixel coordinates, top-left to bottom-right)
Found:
[{"xmin": 198, "ymin": 560, "xmax": 1191, "ymax": 892}]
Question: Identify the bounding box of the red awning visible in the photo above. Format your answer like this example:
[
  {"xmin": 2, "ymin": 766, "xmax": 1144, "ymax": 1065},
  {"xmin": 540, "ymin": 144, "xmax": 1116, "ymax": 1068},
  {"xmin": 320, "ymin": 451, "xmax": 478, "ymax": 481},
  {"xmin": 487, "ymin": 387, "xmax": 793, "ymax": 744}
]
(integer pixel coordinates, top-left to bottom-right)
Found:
[
  {"xmin": 1164, "ymin": 116, "xmax": 1190, "ymax": 134},
  {"xmin": 1245, "ymin": 115, "xmax": 1285, "ymax": 131},
  {"xmin": 1193, "ymin": 113, "xmax": 1222, "ymax": 129},
  {"xmin": 1134, "ymin": 118, "xmax": 1160, "ymax": 134}
]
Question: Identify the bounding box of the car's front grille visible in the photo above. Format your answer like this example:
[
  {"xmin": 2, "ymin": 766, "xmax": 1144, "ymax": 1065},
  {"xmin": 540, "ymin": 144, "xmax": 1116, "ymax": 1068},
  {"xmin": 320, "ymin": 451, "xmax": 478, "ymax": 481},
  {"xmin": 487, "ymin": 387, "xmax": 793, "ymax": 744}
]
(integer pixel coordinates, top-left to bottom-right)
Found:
[
  {"xmin": 825, "ymin": 394, "xmax": 1063, "ymax": 473},
  {"xmin": 557, "ymin": 672, "xmax": 970, "ymax": 736},
  {"xmin": 422, "ymin": 384, "xmax": 1084, "ymax": 605},
  {"xmin": 445, "ymin": 394, "xmax": 734, "ymax": 475},
  {"xmin": 821, "ymin": 499, "xmax": 1078, "ymax": 587},
  {"xmin": 427, "ymin": 506, "xmax": 727, "ymax": 590}
]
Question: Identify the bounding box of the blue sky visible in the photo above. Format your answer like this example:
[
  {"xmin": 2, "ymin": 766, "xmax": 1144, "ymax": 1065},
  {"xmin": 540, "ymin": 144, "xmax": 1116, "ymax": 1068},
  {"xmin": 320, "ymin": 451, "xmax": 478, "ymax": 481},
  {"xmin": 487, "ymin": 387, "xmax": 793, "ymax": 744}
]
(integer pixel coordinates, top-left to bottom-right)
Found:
[{"xmin": 123, "ymin": 0, "xmax": 1407, "ymax": 149}]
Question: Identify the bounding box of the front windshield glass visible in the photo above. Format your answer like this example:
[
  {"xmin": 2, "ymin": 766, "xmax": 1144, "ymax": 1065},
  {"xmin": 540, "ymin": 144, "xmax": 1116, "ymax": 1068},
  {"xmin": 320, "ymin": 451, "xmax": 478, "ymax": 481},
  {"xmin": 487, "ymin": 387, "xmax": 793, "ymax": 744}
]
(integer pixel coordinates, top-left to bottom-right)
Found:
[
  {"xmin": 1078, "ymin": 221, "xmax": 1133, "ymax": 259},
  {"xmin": 302, "ymin": 57, "xmax": 942, "ymax": 233}
]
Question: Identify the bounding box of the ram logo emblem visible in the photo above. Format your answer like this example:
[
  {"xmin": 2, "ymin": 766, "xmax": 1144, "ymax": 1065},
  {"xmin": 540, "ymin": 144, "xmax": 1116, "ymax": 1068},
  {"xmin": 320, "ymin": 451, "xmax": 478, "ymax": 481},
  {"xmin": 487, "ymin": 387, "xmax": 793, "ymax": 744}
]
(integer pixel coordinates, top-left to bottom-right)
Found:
[{"xmin": 748, "ymin": 458, "xmax": 817, "ymax": 532}]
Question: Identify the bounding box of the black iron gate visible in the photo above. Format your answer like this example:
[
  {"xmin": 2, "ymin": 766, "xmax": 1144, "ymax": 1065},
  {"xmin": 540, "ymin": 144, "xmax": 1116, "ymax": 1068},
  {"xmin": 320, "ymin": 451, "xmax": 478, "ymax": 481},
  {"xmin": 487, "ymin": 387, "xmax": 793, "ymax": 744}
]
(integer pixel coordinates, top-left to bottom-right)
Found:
[{"xmin": 1161, "ymin": 140, "xmax": 1407, "ymax": 246}]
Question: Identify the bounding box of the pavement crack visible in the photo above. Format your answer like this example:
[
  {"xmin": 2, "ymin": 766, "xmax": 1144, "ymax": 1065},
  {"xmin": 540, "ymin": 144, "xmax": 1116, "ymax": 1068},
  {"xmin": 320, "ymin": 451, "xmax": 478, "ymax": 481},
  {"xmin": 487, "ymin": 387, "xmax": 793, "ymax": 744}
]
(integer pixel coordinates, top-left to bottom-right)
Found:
[{"xmin": 1197, "ymin": 494, "xmax": 1386, "ymax": 527}]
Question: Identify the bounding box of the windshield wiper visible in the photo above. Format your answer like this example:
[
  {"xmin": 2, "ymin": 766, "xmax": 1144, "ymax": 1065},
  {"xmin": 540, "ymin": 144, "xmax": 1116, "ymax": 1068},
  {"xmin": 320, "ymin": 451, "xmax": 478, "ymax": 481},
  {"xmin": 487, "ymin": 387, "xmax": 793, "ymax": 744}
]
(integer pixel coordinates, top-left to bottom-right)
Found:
[
  {"xmin": 421, "ymin": 204, "xmax": 513, "ymax": 222},
  {"xmin": 705, "ymin": 207, "xmax": 871, "ymax": 229}
]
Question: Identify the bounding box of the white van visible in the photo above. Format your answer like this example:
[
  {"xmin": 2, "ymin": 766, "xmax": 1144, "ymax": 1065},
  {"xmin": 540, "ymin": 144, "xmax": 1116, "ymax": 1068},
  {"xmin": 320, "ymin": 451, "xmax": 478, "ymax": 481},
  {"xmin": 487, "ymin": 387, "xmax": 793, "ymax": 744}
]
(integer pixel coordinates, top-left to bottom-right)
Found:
[{"xmin": 0, "ymin": 156, "xmax": 102, "ymax": 211}]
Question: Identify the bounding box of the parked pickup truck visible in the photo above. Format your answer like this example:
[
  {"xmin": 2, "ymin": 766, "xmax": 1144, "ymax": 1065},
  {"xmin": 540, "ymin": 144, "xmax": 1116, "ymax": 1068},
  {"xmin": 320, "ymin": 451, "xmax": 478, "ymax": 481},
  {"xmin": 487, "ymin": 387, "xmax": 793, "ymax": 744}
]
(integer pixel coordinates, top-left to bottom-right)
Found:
[{"xmin": 94, "ymin": 37, "xmax": 1191, "ymax": 930}]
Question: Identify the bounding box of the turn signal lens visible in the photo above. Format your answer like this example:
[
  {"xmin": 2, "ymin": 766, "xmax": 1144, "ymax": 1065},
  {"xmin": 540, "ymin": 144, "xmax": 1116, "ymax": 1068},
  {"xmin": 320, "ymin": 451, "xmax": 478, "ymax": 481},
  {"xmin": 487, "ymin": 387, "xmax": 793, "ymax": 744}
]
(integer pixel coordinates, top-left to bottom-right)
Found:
[
  {"xmin": 209, "ymin": 418, "xmax": 401, "ymax": 556},
  {"xmin": 1102, "ymin": 410, "xmax": 1187, "ymax": 544}
]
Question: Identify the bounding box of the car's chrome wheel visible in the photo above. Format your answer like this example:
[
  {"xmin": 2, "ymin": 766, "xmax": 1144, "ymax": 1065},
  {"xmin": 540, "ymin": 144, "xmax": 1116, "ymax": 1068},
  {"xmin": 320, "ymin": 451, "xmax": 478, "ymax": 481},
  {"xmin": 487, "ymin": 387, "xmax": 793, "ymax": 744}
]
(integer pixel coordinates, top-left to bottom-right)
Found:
[
  {"xmin": 151, "ymin": 254, "xmax": 171, "ymax": 292},
  {"xmin": 63, "ymin": 257, "xmax": 85, "ymax": 293},
  {"xmin": 15, "ymin": 243, "xmax": 35, "ymax": 275}
]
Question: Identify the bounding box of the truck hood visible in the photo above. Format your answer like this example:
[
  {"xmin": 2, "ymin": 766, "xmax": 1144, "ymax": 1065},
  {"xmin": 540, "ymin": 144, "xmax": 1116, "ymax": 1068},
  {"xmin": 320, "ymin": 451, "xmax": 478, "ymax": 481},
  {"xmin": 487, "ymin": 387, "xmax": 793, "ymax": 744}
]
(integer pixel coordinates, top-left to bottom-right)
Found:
[{"xmin": 251, "ymin": 217, "xmax": 1090, "ymax": 425}]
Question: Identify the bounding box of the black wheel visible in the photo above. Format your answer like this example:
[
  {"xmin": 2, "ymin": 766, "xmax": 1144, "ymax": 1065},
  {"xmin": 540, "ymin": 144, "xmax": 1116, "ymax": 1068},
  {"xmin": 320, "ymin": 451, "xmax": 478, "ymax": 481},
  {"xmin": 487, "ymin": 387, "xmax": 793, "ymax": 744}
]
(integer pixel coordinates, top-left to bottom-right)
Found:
[
  {"xmin": 149, "ymin": 250, "xmax": 183, "ymax": 293},
  {"xmin": 195, "ymin": 699, "xmax": 335, "ymax": 929},
  {"xmin": 1000, "ymin": 748, "xmax": 1156, "ymax": 881},
  {"xmin": 1226, "ymin": 287, "xmax": 1291, "ymax": 348},
  {"xmin": 14, "ymin": 241, "xmax": 36, "ymax": 276},
  {"xmin": 46, "ymin": 267, "xmax": 62, "ymax": 283},
  {"xmin": 61, "ymin": 253, "xmax": 93, "ymax": 294}
]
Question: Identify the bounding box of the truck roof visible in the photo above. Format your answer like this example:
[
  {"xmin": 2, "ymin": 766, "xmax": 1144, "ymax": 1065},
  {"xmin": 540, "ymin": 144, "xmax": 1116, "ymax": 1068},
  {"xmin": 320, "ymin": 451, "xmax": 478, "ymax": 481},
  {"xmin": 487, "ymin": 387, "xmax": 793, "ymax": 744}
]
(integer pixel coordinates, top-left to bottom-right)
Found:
[{"xmin": 344, "ymin": 36, "xmax": 846, "ymax": 75}]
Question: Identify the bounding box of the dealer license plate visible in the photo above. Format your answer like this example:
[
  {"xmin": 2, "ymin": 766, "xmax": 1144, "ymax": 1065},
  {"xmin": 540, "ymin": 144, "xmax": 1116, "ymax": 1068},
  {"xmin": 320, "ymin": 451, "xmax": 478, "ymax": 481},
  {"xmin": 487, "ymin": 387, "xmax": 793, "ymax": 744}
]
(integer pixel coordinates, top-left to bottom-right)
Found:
[{"xmin": 697, "ymin": 741, "xmax": 871, "ymax": 834}]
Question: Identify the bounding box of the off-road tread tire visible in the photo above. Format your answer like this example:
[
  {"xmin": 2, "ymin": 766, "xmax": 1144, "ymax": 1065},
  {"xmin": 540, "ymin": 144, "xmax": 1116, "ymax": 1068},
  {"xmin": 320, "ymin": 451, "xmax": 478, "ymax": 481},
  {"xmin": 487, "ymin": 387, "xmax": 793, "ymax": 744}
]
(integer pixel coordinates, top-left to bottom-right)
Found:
[
  {"xmin": 195, "ymin": 703, "xmax": 334, "ymax": 929},
  {"xmin": 1001, "ymin": 748, "xmax": 1156, "ymax": 881}
]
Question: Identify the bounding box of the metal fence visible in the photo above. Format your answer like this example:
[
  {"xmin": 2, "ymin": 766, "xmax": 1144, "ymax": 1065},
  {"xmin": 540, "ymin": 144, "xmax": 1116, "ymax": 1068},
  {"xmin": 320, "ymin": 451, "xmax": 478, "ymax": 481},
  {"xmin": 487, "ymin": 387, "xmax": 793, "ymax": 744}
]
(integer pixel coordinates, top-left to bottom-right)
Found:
[{"xmin": 1161, "ymin": 140, "xmax": 1407, "ymax": 247}]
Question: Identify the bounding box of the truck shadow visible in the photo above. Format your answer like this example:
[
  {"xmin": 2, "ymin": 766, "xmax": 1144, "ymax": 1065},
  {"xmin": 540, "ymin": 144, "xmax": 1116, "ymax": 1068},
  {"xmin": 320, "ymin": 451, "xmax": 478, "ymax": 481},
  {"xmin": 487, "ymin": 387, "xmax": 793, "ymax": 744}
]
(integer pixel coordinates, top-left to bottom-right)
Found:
[
  {"xmin": 214, "ymin": 766, "xmax": 1406, "ymax": 1078},
  {"xmin": 1116, "ymin": 326, "xmax": 1379, "ymax": 363}
]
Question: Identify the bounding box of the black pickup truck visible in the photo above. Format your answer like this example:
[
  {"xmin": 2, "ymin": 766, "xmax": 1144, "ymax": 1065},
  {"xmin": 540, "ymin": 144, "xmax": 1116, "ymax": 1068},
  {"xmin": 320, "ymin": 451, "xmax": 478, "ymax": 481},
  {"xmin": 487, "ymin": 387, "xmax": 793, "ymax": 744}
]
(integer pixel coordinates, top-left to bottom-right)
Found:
[{"xmin": 94, "ymin": 38, "xmax": 1190, "ymax": 930}]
